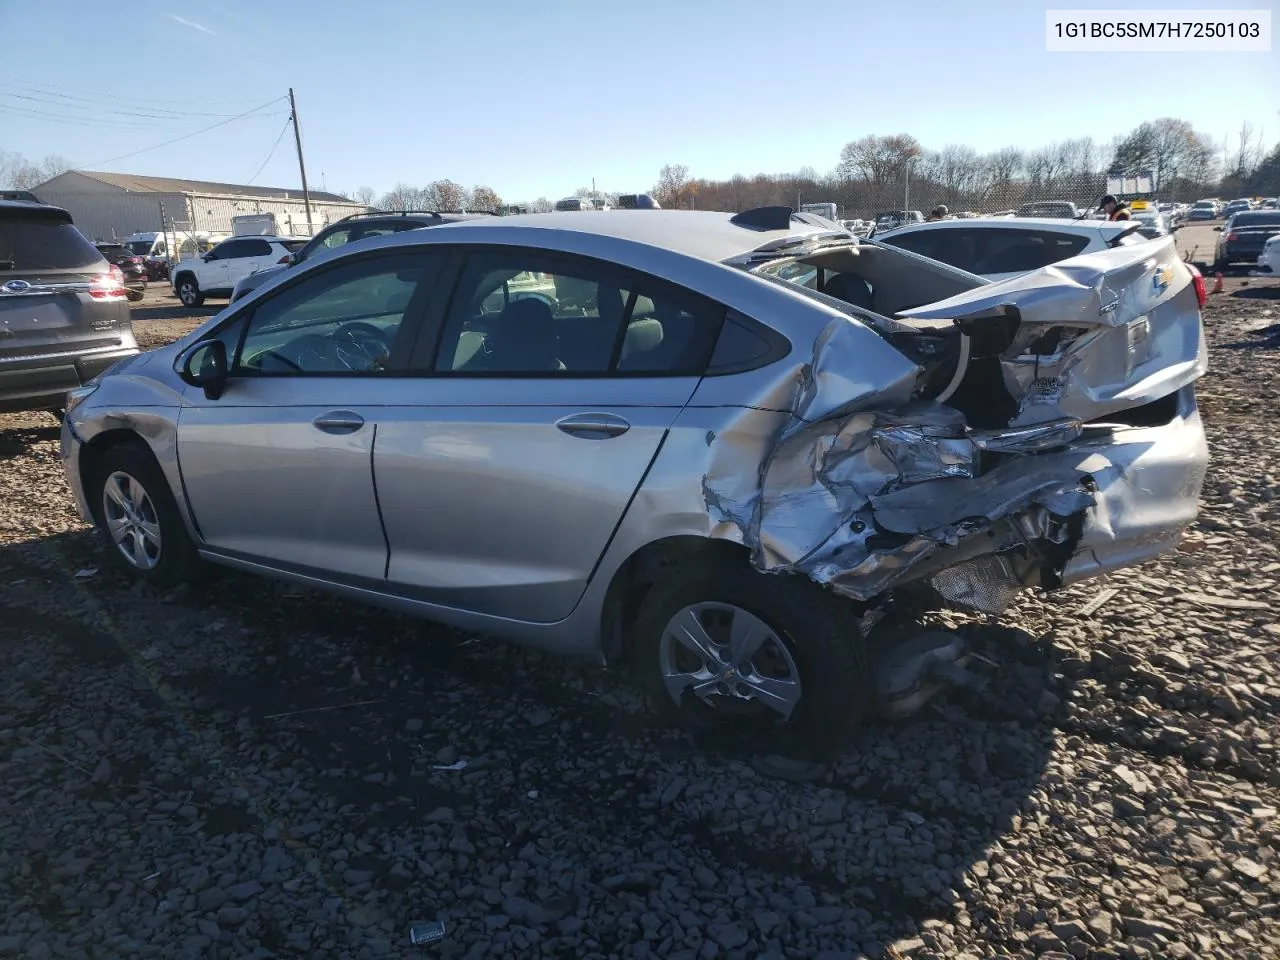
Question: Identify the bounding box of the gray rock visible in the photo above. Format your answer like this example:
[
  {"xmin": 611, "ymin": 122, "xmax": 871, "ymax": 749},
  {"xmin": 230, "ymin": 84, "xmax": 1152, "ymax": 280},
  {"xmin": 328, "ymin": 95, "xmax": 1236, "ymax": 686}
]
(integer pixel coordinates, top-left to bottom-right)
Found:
[
  {"xmin": 435, "ymin": 745, "xmax": 459, "ymax": 764},
  {"xmin": 224, "ymin": 880, "xmax": 263, "ymax": 902},
  {"xmin": 1122, "ymin": 915, "xmax": 1179, "ymax": 939},
  {"xmin": 709, "ymin": 923, "xmax": 749, "ymax": 950},
  {"xmin": 1232, "ymin": 857, "xmax": 1267, "ymax": 880},
  {"xmin": 404, "ymin": 718, "xmax": 424, "ymax": 732}
]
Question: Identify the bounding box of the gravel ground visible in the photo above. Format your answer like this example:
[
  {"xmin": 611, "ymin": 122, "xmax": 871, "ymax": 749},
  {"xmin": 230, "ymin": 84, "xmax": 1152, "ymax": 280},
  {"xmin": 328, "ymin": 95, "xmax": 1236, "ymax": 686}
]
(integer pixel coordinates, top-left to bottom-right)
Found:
[{"xmin": 1, "ymin": 278, "xmax": 1278, "ymax": 960}]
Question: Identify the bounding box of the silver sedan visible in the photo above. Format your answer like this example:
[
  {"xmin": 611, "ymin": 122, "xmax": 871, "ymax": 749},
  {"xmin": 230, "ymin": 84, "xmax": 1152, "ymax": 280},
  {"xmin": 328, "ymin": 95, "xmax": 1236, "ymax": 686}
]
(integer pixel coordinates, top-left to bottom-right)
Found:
[{"xmin": 60, "ymin": 209, "xmax": 1209, "ymax": 753}]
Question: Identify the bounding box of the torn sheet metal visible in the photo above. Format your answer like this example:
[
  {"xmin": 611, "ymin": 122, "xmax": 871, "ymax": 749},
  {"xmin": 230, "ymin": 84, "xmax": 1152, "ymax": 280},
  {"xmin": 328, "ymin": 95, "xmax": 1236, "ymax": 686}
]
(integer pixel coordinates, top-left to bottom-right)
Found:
[
  {"xmin": 900, "ymin": 236, "xmax": 1208, "ymax": 426},
  {"xmin": 702, "ymin": 245, "xmax": 1208, "ymax": 614}
]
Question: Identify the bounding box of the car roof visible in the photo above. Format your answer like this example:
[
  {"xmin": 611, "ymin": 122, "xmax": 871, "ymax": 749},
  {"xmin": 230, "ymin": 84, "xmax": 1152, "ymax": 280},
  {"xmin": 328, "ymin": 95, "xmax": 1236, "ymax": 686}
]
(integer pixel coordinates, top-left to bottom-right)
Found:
[
  {"xmin": 415, "ymin": 210, "xmax": 839, "ymax": 263},
  {"xmin": 0, "ymin": 198, "xmax": 73, "ymax": 221},
  {"xmin": 219, "ymin": 234, "xmax": 304, "ymax": 242}
]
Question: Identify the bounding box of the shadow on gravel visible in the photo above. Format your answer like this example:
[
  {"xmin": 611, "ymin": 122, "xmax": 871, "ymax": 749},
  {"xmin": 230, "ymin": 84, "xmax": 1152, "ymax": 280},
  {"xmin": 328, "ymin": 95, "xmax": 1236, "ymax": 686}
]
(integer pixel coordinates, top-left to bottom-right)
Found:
[
  {"xmin": 0, "ymin": 421, "xmax": 61, "ymax": 458},
  {"xmin": 1229, "ymin": 285, "xmax": 1280, "ymax": 300},
  {"xmin": 1219, "ymin": 322, "xmax": 1280, "ymax": 350},
  {"xmin": 0, "ymin": 529, "xmax": 1058, "ymax": 953},
  {"xmin": 130, "ymin": 303, "xmax": 220, "ymax": 321}
]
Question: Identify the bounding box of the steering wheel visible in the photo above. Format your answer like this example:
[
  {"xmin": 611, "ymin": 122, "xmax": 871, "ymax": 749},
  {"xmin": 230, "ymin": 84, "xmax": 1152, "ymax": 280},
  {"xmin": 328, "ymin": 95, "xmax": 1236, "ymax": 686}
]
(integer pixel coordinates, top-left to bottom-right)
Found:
[{"xmin": 333, "ymin": 321, "xmax": 393, "ymax": 371}]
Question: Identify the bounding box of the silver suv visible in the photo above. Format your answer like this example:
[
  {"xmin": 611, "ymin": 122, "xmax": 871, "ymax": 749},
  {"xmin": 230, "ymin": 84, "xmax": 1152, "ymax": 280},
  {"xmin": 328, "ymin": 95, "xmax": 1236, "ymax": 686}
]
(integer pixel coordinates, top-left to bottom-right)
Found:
[
  {"xmin": 0, "ymin": 200, "xmax": 136, "ymax": 414},
  {"xmin": 60, "ymin": 209, "xmax": 1209, "ymax": 752}
]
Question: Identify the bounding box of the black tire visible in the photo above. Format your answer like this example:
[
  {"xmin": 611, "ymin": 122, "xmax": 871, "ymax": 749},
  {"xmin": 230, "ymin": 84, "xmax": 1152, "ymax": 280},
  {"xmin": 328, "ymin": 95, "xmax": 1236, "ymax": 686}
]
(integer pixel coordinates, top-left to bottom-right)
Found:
[
  {"xmin": 89, "ymin": 440, "xmax": 203, "ymax": 587},
  {"xmin": 175, "ymin": 275, "xmax": 204, "ymax": 307},
  {"xmin": 126, "ymin": 287, "xmax": 145, "ymax": 303},
  {"xmin": 633, "ymin": 561, "xmax": 869, "ymax": 757}
]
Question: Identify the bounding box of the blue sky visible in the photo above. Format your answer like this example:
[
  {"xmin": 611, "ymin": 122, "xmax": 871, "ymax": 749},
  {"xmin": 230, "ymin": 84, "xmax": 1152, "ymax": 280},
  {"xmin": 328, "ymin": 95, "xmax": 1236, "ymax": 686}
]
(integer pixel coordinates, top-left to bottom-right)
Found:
[{"xmin": 3, "ymin": 0, "xmax": 1276, "ymax": 202}]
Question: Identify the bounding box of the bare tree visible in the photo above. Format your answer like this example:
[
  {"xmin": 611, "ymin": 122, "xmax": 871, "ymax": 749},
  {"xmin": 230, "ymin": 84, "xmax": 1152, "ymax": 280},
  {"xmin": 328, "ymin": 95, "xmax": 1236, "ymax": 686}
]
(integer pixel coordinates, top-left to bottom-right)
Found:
[
  {"xmin": 424, "ymin": 179, "xmax": 466, "ymax": 211},
  {"xmin": 0, "ymin": 151, "xmax": 72, "ymax": 190},
  {"xmin": 352, "ymin": 186, "xmax": 375, "ymax": 207},
  {"xmin": 836, "ymin": 134, "xmax": 921, "ymax": 185},
  {"xmin": 1229, "ymin": 121, "xmax": 1262, "ymax": 178},
  {"xmin": 468, "ymin": 185, "xmax": 501, "ymax": 212},
  {"xmin": 653, "ymin": 164, "xmax": 692, "ymax": 208},
  {"xmin": 377, "ymin": 183, "xmax": 429, "ymax": 210}
]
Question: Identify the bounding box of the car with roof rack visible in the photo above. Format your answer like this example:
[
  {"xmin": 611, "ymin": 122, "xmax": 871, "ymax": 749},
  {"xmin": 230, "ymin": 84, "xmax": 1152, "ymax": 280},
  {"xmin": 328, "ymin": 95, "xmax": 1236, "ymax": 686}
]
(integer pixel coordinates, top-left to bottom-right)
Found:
[
  {"xmin": 1, "ymin": 200, "xmax": 136, "ymax": 414},
  {"xmin": 61, "ymin": 206, "xmax": 1208, "ymax": 753},
  {"xmin": 228, "ymin": 210, "xmax": 496, "ymax": 303}
]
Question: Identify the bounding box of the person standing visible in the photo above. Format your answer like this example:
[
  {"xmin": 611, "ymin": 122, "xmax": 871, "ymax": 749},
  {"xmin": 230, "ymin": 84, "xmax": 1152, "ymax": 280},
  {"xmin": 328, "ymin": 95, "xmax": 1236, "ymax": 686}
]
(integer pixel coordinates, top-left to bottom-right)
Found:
[{"xmin": 1098, "ymin": 195, "xmax": 1132, "ymax": 220}]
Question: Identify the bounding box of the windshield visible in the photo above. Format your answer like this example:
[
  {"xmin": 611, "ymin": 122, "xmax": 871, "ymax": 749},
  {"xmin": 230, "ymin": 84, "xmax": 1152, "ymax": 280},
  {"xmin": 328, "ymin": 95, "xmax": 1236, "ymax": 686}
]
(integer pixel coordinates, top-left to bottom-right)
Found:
[{"xmin": 125, "ymin": 240, "xmax": 154, "ymax": 255}]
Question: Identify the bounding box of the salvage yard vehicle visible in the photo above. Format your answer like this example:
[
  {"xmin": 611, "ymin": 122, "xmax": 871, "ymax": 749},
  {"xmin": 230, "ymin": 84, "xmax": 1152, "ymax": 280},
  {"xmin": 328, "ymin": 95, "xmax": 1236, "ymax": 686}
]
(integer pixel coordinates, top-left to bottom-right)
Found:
[
  {"xmin": 1, "ymin": 200, "xmax": 137, "ymax": 414},
  {"xmin": 1213, "ymin": 211, "xmax": 1280, "ymax": 269},
  {"xmin": 872, "ymin": 216, "xmax": 1145, "ymax": 282},
  {"xmin": 60, "ymin": 208, "xmax": 1209, "ymax": 752},
  {"xmin": 171, "ymin": 235, "xmax": 306, "ymax": 306},
  {"xmin": 1014, "ymin": 200, "xmax": 1080, "ymax": 219}
]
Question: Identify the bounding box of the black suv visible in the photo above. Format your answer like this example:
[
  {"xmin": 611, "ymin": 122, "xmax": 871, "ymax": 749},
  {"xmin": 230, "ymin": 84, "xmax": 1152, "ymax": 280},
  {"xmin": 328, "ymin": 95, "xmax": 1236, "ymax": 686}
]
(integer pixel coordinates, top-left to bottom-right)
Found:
[
  {"xmin": 0, "ymin": 201, "xmax": 138, "ymax": 414},
  {"xmin": 229, "ymin": 210, "xmax": 494, "ymax": 302}
]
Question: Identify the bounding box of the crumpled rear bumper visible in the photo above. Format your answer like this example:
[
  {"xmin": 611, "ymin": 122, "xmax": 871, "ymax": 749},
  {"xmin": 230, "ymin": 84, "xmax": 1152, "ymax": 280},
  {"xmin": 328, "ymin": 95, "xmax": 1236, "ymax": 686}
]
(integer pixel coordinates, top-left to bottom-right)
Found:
[{"xmin": 1058, "ymin": 385, "xmax": 1207, "ymax": 585}]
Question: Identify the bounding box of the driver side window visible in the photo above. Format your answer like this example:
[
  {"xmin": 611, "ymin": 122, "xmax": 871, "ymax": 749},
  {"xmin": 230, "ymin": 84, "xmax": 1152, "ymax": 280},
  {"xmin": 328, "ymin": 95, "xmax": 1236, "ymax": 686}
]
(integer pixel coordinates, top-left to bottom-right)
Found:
[{"xmin": 233, "ymin": 252, "xmax": 440, "ymax": 375}]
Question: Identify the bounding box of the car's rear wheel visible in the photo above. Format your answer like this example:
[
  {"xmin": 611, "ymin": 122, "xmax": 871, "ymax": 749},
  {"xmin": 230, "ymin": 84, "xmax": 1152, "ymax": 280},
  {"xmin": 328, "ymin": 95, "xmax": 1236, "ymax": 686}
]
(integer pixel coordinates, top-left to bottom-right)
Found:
[
  {"xmin": 633, "ymin": 561, "xmax": 869, "ymax": 756},
  {"xmin": 175, "ymin": 275, "xmax": 204, "ymax": 307},
  {"xmin": 90, "ymin": 442, "xmax": 202, "ymax": 587}
]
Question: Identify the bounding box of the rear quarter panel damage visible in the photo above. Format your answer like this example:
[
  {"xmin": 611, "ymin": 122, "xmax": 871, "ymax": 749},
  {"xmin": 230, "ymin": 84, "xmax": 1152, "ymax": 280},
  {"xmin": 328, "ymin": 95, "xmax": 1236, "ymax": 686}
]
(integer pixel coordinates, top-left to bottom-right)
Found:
[{"xmin": 693, "ymin": 240, "xmax": 1209, "ymax": 613}]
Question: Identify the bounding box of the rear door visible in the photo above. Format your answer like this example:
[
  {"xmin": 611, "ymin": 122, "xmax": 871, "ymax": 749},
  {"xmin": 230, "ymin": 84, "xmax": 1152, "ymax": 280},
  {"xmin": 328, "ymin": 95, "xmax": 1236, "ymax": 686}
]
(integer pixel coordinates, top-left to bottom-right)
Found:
[
  {"xmin": 225, "ymin": 237, "xmax": 277, "ymax": 287},
  {"xmin": 0, "ymin": 205, "xmax": 124, "ymax": 361},
  {"xmin": 372, "ymin": 247, "xmax": 724, "ymax": 623}
]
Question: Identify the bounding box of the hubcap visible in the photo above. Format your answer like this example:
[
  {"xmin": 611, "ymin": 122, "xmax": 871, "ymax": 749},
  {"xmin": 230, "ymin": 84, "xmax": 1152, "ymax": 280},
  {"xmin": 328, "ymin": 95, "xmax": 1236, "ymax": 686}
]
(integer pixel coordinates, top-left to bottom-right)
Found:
[
  {"xmin": 658, "ymin": 603, "xmax": 802, "ymax": 720},
  {"xmin": 102, "ymin": 471, "xmax": 161, "ymax": 571}
]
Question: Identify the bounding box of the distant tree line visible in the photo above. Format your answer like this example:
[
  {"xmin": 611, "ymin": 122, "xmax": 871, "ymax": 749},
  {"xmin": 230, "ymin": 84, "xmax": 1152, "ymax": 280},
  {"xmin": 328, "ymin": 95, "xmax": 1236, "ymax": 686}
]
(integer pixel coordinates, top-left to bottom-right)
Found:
[
  {"xmin": 649, "ymin": 118, "xmax": 1279, "ymax": 216},
  {"xmin": 0, "ymin": 151, "xmax": 72, "ymax": 190}
]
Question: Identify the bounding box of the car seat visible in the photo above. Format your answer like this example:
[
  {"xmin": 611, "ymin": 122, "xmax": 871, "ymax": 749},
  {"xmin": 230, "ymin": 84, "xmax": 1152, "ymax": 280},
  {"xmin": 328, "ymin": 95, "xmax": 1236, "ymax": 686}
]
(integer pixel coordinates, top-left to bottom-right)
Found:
[
  {"xmin": 462, "ymin": 298, "xmax": 564, "ymax": 372},
  {"xmin": 822, "ymin": 272, "xmax": 875, "ymax": 310}
]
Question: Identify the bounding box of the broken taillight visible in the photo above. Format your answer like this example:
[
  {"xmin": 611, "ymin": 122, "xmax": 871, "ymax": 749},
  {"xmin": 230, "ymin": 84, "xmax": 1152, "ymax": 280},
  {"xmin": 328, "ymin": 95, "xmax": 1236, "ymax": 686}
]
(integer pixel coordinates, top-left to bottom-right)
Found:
[
  {"xmin": 89, "ymin": 265, "xmax": 127, "ymax": 301},
  {"xmin": 1186, "ymin": 263, "xmax": 1207, "ymax": 308}
]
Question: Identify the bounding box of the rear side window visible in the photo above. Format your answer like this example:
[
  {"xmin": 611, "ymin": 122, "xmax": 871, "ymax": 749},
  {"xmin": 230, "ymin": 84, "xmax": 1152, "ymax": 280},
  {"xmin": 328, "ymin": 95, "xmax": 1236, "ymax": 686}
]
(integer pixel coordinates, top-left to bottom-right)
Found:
[
  {"xmin": 432, "ymin": 251, "xmax": 724, "ymax": 376},
  {"xmin": 883, "ymin": 229, "xmax": 981, "ymax": 274},
  {"xmin": 970, "ymin": 229, "xmax": 1089, "ymax": 274},
  {"xmin": 242, "ymin": 239, "xmax": 273, "ymax": 257},
  {"xmin": 0, "ymin": 216, "xmax": 104, "ymax": 272}
]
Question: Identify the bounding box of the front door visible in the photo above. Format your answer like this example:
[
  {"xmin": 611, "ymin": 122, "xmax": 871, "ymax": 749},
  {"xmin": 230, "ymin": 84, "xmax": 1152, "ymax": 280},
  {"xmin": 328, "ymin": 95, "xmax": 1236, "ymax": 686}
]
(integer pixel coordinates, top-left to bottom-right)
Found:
[
  {"xmin": 177, "ymin": 249, "xmax": 444, "ymax": 580},
  {"xmin": 374, "ymin": 248, "xmax": 726, "ymax": 622}
]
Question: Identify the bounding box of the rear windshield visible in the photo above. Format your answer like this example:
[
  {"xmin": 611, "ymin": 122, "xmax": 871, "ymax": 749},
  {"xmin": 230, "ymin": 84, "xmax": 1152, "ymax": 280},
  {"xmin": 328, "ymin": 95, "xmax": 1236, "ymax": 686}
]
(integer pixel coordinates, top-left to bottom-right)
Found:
[
  {"xmin": 1231, "ymin": 212, "xmax": 1280, "ymax": 227},
  {"xmin": 283, "ymin": 240, "xmax": 307, "ymax": 251},
  {"xmin": 0, "ymin": 216, "xmax": 104, "ymax": 272}
]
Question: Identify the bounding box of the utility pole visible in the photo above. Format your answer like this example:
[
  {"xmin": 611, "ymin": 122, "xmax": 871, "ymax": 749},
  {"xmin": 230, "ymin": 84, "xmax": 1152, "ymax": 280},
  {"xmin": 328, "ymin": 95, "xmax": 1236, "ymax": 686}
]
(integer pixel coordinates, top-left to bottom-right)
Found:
[{"xmin": 288, "ymin": 87, "xmax": 314, "ymax": 235}]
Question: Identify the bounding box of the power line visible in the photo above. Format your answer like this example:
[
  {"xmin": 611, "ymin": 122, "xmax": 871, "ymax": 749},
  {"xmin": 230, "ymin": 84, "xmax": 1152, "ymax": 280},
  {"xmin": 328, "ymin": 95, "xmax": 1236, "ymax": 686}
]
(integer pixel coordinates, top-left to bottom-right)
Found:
[
  {"xmin": 0, "ymin": 88, "xmax": 252, "ymax": 120},
  {"xmin": 245, "ymin": 118, "xmax": 293, "ymax": 185},
  {"xmin": 81, "ymin": 97, "xmax": 290, "ymax": 168},
  {"xmin": 0, "ymin": 103, "xmax": 192, "ymax": 129},
  {"xmin": 0, "ymin": 76, "xmax": 277, "ymax": 110}
]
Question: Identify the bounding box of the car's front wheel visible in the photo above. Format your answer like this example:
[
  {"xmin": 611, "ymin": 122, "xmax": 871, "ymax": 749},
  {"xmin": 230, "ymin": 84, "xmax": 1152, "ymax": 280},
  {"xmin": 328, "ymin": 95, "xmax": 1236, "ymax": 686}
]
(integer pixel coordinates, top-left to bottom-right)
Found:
[
  {"xmin": 175, "ymin": 275, "xmax": 204, "ymax": 307},
  {"xmin": 90, "ymin": 441, "xmax": 203, "ymax": 587},
  {"xmin": 633, "ymin": 560, "xmax": 869, "ymax": 756}
]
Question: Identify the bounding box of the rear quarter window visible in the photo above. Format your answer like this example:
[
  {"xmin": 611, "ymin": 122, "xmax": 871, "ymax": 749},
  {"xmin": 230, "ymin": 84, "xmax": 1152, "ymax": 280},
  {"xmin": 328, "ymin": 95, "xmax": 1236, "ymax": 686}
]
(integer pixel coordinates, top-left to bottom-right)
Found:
[{"xmin": 0, "ymin": 216, "xmax": 104, "ymax": 272}]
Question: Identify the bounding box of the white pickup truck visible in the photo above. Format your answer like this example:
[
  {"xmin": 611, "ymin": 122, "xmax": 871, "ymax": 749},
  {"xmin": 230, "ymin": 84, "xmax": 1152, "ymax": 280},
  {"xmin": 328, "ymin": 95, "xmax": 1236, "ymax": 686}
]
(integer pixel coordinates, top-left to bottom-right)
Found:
[{"xmin": 171, "ymin": 235, "xmax": 306, "ymax": 306}]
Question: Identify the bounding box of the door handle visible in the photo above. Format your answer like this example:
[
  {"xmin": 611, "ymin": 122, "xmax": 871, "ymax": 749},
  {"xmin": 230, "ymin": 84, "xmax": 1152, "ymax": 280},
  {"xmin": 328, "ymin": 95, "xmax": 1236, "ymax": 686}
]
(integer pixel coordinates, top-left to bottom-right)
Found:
[
  {"xmin": 555, "ymin": 412, "xmax": 630, "ymax": 439},
  {"xmin": 313, "ymin": 410, "xmax": 365, "ymax": 434}
]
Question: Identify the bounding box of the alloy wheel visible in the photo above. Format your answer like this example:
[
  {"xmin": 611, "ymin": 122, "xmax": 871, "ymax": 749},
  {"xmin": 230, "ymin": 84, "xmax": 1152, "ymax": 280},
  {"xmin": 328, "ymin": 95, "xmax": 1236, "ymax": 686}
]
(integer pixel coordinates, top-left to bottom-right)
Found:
[
  {"xmin": 101, "ymin": 470, "xmax": 162, "ymax": 571},
  {"xmin": 658, "ymin": 602, "xmax": 802, "ymax": 720}
]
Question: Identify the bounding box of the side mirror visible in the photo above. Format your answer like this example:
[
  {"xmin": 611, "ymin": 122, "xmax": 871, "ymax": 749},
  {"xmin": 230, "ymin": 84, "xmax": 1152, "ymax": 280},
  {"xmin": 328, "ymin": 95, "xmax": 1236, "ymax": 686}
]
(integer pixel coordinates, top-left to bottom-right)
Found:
[{"xmin": 176, "ymin": 339, "xmax": 229, "ymax": 400}]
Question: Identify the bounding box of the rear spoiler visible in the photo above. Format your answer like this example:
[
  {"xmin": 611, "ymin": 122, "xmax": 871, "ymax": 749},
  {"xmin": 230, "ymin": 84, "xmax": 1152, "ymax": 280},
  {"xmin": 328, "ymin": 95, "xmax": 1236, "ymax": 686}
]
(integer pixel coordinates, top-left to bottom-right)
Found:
[{"xmin": 1107, "ymin": 223, "xmax": 1144, "ymax": 247}]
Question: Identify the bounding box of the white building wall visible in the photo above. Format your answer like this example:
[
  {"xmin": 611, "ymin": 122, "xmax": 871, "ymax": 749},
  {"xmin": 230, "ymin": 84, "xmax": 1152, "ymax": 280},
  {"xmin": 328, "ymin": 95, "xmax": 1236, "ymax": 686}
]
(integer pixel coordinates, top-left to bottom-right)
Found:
[{"xmin": 32, "ymin": 181, "xmax": 367, "ymax": 242}]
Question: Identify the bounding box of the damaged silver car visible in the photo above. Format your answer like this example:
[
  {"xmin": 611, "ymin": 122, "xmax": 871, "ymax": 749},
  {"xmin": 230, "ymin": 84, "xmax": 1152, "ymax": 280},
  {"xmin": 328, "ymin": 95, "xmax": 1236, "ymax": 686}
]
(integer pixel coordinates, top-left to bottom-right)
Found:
[{"xmin": 59, "ymin": 208, "xmax": 1209, "ymax": 751}]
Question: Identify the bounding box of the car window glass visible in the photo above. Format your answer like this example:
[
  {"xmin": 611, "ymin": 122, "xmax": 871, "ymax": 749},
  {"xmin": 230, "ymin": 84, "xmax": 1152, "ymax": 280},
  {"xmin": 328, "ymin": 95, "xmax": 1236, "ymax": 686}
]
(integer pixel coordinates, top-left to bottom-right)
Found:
[
  {"xmin": 433, "ymin": 252, "xmax": 723, "ymax": 376},
  {"xmin": 243, "ymin": 239, "xmax": 273, "ymax": 257},
  {"xmin": 234, "ymin": 252, "xmax": 439, "ymax": 375},
  {"xmin": 320, "ymin": 227, "xmax": 352, "ymax": 250},
  {"xmin": 971, "ymin": 229, "xmax": 1088, "ymax": 274},
  {"xmin": 0, "ymin": 217, "xmax": 103, "ymax": 271},
  {"xmin": 211, "ymin": 240, "xmax": 242, "ymax": 260}
]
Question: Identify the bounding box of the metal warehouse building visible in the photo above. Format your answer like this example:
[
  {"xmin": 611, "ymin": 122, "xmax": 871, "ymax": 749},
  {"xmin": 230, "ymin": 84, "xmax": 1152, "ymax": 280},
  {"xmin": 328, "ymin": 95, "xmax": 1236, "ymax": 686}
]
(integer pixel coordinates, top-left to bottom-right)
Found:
[{"xmin": 32, "ymin": 170, "xmax": 367, "ymax": 242}]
